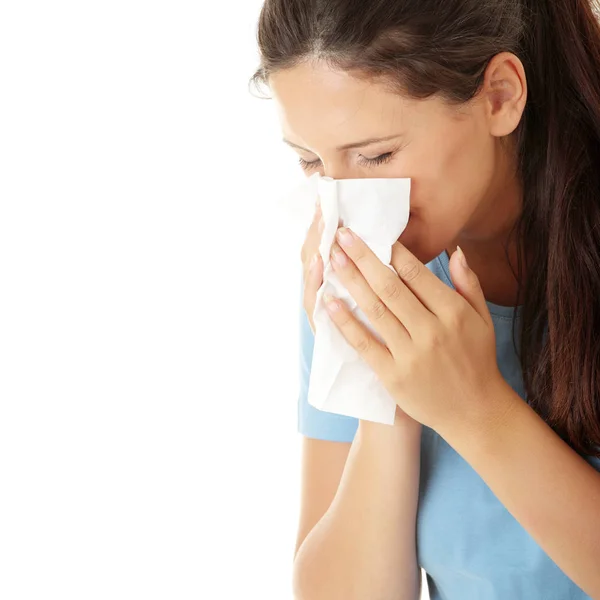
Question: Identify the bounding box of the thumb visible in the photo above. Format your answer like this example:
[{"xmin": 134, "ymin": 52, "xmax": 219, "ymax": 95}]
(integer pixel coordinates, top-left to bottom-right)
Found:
[{"xmin": 449, "ymin": 247, "xmax": 492, "ymax": 325}]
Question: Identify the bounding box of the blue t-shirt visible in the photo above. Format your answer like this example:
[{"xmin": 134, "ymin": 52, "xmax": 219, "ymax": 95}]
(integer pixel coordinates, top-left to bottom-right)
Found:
[{"xmin": 298, "ymin": 251, "xmax": 600, "ymax": 600}]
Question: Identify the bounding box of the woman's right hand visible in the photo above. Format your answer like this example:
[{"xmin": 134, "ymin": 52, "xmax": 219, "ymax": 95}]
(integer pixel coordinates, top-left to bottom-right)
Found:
[
  {"xmin": 301, "ymin": 202, "xmax": 418, "ymax": 429},
  {"xmin": 301, "ymin": 202, "xmax": 324, "ymax": 333}
]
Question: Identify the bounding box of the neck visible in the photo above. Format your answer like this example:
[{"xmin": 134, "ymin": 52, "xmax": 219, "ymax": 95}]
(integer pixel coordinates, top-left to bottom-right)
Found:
[
  {"xmin": 451, "ymin": 173, "xmax": 524, "ymax": 307},
  {"xmin": 449, "ymin": 239, "xmax": 522, "ymax": 308}
]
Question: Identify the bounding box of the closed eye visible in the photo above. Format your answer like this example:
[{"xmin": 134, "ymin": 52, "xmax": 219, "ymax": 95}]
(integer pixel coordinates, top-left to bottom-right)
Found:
[
  {"xmin": 298, "ymin": 152, "xmax": 395, "ymax": 171},
  {"xmin": 298, "ymin": 157, "xmax": 321, "ymax": 170}
]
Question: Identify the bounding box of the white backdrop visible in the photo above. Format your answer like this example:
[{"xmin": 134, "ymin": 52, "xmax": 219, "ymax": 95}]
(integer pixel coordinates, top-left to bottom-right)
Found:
[{"xmin": 0, "ymin": 1, "xmax": 428, "ymax": 598}]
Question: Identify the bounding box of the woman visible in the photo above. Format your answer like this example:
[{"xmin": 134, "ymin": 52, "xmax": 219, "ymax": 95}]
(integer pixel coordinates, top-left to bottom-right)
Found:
[{"xmin": 252, "ymin": 1, "xmax": 600, "ymax": 599}]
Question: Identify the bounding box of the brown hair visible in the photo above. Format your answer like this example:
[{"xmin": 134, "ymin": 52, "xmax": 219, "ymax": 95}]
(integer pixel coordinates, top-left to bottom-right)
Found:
[{"xmin": 252, "ymin": 0, "xmax": 600, "ymax": 458}]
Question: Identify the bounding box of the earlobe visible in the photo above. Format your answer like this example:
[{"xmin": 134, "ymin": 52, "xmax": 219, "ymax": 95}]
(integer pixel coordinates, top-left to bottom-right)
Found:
[{"xmin": 483, "ymin": 52, "xmax": 527, "ymax": 137}]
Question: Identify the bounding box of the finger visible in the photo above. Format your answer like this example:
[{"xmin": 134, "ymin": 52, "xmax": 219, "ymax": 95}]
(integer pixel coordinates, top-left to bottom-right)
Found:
[
  {"xmin": 388, "ymin": 241, "xmax": 462, "ymax": 317},
  {"xmin": 330, "ymin": 242, "xmax": 410, "ymax": 349},
  {"xmin": 449, "ymin": 247, "xmax": 493, "ymax": 326},
  {"xmin": 301, "ymin": 204, "xmax": 322, "ymax": 266},
  {"xmin": 323, "ymin": 294, "xmax": 394, "ymax": 377},
  {"xmin": 304, "ymin": 251, "xmax": 323, "ymax": 294},
  {"xmin": 303, "ymin": 253, "xmax": 323, "ymax": 331},
  {"xmin": 334, "ymin": 228, "xmax": 433, "ymax": 336}
]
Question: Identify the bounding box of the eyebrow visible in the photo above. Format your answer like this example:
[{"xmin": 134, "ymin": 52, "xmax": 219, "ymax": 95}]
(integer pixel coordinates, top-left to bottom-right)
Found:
[{"xmin": 282, "ymin": 133, "xmax": 404, "ymax": 153}]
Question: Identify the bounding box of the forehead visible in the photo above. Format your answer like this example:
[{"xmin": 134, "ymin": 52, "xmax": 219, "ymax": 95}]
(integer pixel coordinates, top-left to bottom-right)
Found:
[{"xmin": 269, "ymin": 62, "xmax": 410, "ymax": 149}]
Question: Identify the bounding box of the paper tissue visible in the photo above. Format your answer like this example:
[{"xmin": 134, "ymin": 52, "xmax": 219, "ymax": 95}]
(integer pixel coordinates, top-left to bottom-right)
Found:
[{"xmin": 301, "ymin": 173, "xmax": 411, "ymax": 425}]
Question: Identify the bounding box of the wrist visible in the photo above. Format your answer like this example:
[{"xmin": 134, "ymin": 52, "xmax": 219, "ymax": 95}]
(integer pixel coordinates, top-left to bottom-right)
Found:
[
  {"xmin": 438, "ymin": 378, "xmax": 520, "ymax": 450},
  {"xmin": 358, "ymin": 411, "xmax": 422, "ymax": 444}
]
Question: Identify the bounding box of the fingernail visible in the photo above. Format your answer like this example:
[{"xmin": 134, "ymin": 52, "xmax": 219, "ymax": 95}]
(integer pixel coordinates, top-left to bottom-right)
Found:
[
  {"xmin": 331, "ymin": 243, "xmax": 348, "ymax": 267},
  {"xmin": 337, "ymin": 227, "xmax": 354, "ymax": 247},
  {"xmin": 456, "ymin": 246, "xmax": 469, "ymax": 270},
  {"xmin": 310, "ymin": 253, "xmax": 319, "ymax": 272},
  {"xmin": 323, "ymin": 294, "xmax": 340, "ymax": 312}
]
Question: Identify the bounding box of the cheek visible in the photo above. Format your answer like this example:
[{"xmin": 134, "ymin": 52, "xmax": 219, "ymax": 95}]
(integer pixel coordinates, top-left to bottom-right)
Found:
[
  {"xmin": 397, "ymin": 129, "xmax": 495, "ymax": 258},
  {"xmin": 412, "ymin": 126, "xmax": 494, "ymax": 219}
]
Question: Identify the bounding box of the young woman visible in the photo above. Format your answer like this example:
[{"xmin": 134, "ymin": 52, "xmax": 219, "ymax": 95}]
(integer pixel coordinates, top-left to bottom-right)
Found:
[{"xmin": 252, "ymin": 1, "xmax": 600, "ymax": 598}]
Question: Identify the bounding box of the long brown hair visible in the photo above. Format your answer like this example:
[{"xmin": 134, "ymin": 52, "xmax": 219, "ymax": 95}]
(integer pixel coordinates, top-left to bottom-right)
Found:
[{"xmin": 252, "ymin": 0, "xmax": 600, "ymax": 458}]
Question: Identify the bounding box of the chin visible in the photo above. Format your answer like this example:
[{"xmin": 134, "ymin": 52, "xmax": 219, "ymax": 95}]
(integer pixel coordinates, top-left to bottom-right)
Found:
[
  {"xmin": 398, "ymin": 218, "xmax": 449, "ymax": 265},
  {"xmin": 397, "ymin": 233, "xmax": 442, "ymax": 265}
]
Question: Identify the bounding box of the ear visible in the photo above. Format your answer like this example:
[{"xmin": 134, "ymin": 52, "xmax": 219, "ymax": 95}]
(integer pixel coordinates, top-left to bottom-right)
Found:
[{"xmin": 480, "ymin": 52, "xmax": 527, "ymax": 137}]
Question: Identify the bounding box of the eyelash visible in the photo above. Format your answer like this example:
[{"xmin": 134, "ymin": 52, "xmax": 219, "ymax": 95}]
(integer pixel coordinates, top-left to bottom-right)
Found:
[{"xmin": 298, "ymin": 152, "xmax": 394, "ymax": 171}]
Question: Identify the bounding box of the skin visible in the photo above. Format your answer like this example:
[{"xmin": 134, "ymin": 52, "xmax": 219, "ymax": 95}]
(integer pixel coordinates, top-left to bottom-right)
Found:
[
  {"xmin": 271, "ymin": 56, "xmax": 600, "ymax": 597},
  {"xmin": 319, "ymin": 228, "xmax": 600, "ymax": 597},
  {"xmin": 270, "ymin": 53, "xmax": 527, "ymax": 310}
]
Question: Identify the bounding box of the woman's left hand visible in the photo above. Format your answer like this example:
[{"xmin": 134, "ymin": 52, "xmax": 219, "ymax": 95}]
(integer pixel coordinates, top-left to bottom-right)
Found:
[{"xmin": 325, "ymin": 227, "xmax": 514, "ymax": 436}]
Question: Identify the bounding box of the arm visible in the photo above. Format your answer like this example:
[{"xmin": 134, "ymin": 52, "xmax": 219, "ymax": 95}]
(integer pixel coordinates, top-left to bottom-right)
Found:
[
  {"xmin": 293, "ymin": 416, "xmax": 422, "ymax": 600},
  {"xmin": 441, "ymin": 383, "xmax": 600, "ymax": 599},
  {"xmin": 294, "ymin": 437, "xmax": 353, "ymax": 558}
]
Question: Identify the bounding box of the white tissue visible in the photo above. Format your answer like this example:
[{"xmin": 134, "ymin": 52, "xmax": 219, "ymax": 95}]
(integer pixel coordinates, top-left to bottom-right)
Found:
[{"xmin": 303, "ymin": 173, "xmax": 411, "ymax": 425}]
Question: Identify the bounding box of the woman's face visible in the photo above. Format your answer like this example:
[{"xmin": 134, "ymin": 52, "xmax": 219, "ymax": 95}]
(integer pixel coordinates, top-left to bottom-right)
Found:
[{"xmin": 269, "ymin": 61, "xmax": 521, "ymax": 264}]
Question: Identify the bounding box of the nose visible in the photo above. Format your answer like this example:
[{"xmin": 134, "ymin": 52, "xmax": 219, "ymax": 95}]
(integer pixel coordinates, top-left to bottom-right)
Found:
[{"xmin": 322, "ymin": 160, "xmax": 364, "ymax": 181}]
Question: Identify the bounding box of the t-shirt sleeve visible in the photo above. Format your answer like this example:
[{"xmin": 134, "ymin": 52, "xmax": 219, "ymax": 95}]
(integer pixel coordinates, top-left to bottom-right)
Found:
[{"xmin": 298, "ymin": 303, "xmax": 359, "ymax": 443}]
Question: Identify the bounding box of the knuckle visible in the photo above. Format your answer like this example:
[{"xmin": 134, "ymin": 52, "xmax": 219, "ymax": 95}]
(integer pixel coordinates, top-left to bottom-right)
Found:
[
  {"xmin": 351, "ymin": 244, "xmax": 367, "ymax": 263},
  {"xmin": 334, "ymin": 311, "xmax": 354, "ymax": 334},
  {"xmin": 397, "ymin": 260, "xmax": 421, "ymax": 283},
  {"xmin": 402, "ymin": 355, "xmax": 419, "ymax": 380},
  {"xmin": 302, "ymin": 248, "xmax": 319, "ymax": 274},
  {"xmin": 368, "ymin": 298, "xmax": 387, "ymax": 321},
  {"xmin": 355, "ymin": 334, "xmax": 373, "ymax": 354},
  {"xmin": 446, "ymin": 304, "xmax": 467, "ymax": 330},
  {"xmin": 381, "ymin": 278, "xmax": 402, "ymax": 302},
  {"xmin": 468, "ymin": 274, "xmax": 481, "ymax": 292},
  {"xmin": 424, "ymin": 327, "xmax": 445, "ymax": 350}
]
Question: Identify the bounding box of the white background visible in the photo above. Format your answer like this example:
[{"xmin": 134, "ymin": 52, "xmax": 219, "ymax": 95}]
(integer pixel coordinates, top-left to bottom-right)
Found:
[{"xmin": 0, "ymin": 1, "xmax": 428, "ymax": 598}]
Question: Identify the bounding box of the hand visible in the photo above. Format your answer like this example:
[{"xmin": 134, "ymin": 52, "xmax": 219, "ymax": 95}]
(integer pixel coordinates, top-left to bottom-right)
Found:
[
  {"xmin": 300, "ymin": 201, "xmax": 324, "ymax": 332},
  {"xmin": 323, "ymin": 227, "xmax": 513, "ymax": 435}
]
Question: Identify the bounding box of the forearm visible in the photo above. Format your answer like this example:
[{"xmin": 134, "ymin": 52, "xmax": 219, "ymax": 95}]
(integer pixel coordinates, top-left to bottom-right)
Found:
[
  {"xmin": 443, "ymin": 384, "xmax": 600, "ymax": 599},
  {"xmin": 293, "ymin": 418, "xmax": 422, "ymax": 600}
]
